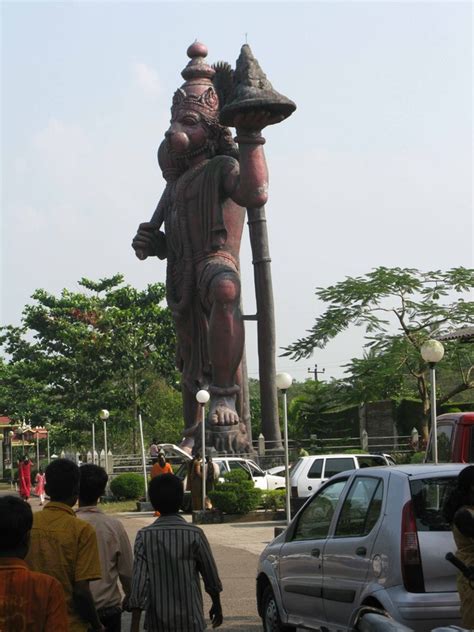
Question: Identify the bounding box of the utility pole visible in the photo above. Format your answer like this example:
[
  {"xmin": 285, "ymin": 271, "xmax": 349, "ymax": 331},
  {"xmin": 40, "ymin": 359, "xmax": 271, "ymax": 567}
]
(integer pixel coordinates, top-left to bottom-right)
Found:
[{"xmin": 308, "ymin": 364, "xmax": 325, "ymax": 381}]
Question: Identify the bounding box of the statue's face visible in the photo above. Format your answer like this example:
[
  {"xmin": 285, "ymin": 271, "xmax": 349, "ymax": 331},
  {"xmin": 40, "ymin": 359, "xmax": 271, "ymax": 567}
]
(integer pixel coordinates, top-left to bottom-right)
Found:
[{"xmin": 166, "ymin": 109, "xmax": 209, "ymax": 156}]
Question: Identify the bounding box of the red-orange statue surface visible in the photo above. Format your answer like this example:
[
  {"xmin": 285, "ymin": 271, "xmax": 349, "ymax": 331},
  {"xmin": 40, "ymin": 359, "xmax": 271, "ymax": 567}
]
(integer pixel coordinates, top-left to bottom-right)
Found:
[{"xmin": 132, "ymin": 42, "xmax": 295, "ymax": 454}]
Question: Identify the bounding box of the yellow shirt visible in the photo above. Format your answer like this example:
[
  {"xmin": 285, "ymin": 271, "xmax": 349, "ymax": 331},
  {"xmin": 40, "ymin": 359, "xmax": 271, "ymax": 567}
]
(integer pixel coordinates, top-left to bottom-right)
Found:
[{"xmin": 26, "ymin": 501, "xmax": 102, "ymax": 632}]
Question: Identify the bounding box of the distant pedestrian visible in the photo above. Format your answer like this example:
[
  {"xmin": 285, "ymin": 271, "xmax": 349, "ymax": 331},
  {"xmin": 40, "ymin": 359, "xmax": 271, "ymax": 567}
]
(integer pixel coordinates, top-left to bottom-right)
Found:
[
  {"xmin": 150, "ymin": 451, "xmax": 173, "ymax": 479},
  {"xmin": 26, "ymin": 458, "xmax": 104, "ymax": 632},
  {"xmin": 205, "ymin": 455, "xmax": 220, "ymax": 509},
  {"xmin": 18, "ymin": 456, "xmax": 31, "ymax": 501},
  {"xmin": 129, "ymin": 473, "xmax": 223, "ymax": 632},
  {"xmin": 77, "ymin": 464, "xmax": 133, "ymax": 632},
  {"xmin": 34, "ymin": 467, "xmax": 46, "ymax": 505},
  {"xmin": 149, "ymin": 438, "xmax": 159, "ymax": 462},
  {"xmin": 0, "ymin": 495, "xmax": 69, "ymax": 631},
  {"xmin": 188, "ymin": 453, "xmax": 204, "ymax": 511}
]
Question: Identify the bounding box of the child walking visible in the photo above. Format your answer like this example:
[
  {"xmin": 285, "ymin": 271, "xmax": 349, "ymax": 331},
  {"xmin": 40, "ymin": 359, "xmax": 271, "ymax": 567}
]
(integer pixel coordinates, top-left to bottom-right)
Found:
[{"xmin": 34, "ymin": 467, "xmax": 46, "ymax": 505}]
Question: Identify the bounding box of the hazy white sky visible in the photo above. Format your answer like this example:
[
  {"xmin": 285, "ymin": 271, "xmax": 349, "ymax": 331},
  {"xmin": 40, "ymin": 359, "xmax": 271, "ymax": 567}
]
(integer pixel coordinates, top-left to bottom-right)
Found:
[{"xmin": 1, "ymin": 1, "xmax": 472, "ymax": 383}]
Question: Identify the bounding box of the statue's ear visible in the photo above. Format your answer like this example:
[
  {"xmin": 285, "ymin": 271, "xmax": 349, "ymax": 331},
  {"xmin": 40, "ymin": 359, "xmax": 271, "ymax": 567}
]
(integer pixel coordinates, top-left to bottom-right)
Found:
[
  {"xmin": 172, "ymin": 88, "xmax": 187, "ymax": 108},
  {"xmin": 199, "ymin": 86, "xmax": 219, "ymax": 111}
]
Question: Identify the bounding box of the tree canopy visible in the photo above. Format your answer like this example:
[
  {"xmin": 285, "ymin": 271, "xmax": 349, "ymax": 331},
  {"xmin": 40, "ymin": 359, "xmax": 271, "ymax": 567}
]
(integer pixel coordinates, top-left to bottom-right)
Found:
[
  {"xmin": 284, "ymin": 267, "xmax": 474, "ymax": 438},
  {"xmin": 0, "ymin": 275, "xmax": 180, "ymax": 451}
]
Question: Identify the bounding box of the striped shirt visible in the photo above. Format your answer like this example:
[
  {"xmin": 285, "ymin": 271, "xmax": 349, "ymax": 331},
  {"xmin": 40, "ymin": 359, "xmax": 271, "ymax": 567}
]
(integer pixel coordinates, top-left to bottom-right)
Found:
[{"xmin": 129, "ymin": 514, "xmax": 222, "ymax": 631}]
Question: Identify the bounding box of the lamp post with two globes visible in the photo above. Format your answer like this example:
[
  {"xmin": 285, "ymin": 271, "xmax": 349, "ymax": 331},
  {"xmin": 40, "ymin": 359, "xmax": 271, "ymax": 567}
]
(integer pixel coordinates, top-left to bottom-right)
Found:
[
  {"xmin": 276, "ymin": 372, "xmax": 292, "ymax": 525},
  {"xmin": 196, "ymin": 389, "xmax": 210, "ymax": 511},
  {"xmin": 420, "ymin": 339, "xmax": 445, "ymax": 465}
]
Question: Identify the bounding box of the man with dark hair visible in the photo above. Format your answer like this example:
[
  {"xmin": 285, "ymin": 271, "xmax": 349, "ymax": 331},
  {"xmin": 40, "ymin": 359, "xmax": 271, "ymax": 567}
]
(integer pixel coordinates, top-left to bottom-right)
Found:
[
  {"xmin": 25, "ymin": 458, "xmax": 105, "ymax": 632},
  {"xmin": 129, "ymin": 473, "xmax": 223, "ymax": 632},
  {"xmin": 0, "ymin": 495, "xmax": 68, "ymax": 631},
  {"xmin": 77, "ymin": 464, "xmax": 133, "ymax": 632}
]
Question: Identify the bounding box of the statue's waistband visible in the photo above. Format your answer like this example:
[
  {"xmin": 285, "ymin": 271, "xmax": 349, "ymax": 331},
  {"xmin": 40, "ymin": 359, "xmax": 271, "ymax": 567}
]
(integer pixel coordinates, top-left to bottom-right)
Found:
[{"xmin": 192, "ymin": 250, "xmax": 238, "ymax": 269}]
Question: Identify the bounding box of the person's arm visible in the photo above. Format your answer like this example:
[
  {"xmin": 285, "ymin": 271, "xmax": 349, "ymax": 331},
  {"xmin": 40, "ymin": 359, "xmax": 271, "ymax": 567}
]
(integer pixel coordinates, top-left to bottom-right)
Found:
[
  {"xmin": 45, "ymin": 578, "xmax": 70, "ymax": 632},
  {"xmin": 196, "ymin": 531, "xmax": 223, "ymax": 628},
  {"xmin": 116, "ymin": 523, "xmax": 134, "ymax": 599},
  {"xmin": 128, "ymin": 531, "xmax": 150, "ymax": 626},
  {"xmin": 73, "ymin": 580, "xmax": 104, "ymax": 631}
]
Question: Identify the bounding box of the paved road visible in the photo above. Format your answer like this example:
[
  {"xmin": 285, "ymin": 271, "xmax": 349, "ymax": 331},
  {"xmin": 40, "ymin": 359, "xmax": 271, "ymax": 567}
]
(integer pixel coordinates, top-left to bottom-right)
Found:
[{"xmin": 6, "ymin": 492, "xmax": 277, "ymax": 631}]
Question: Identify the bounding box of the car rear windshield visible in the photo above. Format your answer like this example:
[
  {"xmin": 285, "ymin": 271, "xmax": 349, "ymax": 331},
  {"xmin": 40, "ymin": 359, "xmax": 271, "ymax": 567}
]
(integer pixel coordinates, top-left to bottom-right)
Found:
[
  {"xmin": 410, "ymin": 476, "xmax": 457, "ymax": 532},
  {"xmin": 356, "ymin": 456, "xmax": 387, "ymax": 467}
]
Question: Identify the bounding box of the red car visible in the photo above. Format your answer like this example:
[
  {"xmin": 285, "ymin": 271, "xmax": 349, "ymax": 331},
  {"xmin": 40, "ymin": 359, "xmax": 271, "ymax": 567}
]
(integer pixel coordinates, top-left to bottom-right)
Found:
[{"xmin": 426, "ymin": 412, "xmax": 474, "ymax": 462}]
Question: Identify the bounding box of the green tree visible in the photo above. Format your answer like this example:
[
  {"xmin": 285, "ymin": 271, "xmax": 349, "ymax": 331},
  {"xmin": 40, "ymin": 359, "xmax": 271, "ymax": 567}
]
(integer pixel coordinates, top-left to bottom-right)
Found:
[
  {"xmin": 0, "ymin": 275, "xmax": 179, "ymax": 450},
  {"xmin": 284, "ymin": 267, "xmax": 474, "ymax": 439},
  {"xmin": 288, "ymin": 379, "xmax": 348, "ymax": 440}
]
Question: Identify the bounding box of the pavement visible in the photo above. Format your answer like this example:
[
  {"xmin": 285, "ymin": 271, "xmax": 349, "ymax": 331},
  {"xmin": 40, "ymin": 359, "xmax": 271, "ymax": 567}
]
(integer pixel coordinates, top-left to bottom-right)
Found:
[{"xmin": 4, "ymin": 491, "xmax": 280, "ymax": 631}]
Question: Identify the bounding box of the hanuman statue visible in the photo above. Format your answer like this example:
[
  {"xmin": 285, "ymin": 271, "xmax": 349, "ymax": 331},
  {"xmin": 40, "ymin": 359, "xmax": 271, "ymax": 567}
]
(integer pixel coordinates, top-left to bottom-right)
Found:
[{"xmin": 132, "ymin": 42, "xmax": 290, "ymax": 454}]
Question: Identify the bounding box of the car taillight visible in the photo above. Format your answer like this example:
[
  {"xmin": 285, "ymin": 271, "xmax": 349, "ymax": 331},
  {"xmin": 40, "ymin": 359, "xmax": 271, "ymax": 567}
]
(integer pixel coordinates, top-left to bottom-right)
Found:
[
  {"xmin": 401, "ymin": 500, "xmax": 425, "ymax": 592},
  {"xmin": 291, "ymin": 486, "xmax": 298, "ymax": 498}
]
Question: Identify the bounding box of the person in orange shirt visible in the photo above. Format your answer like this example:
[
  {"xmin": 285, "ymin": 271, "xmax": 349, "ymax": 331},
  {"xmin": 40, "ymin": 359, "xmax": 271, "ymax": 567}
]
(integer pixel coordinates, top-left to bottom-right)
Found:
[
  {"xmin": 26, "ymin": 458, "xmax": 105, "ymax": 632},
  {"xmin": 0, "ymin": 495, "xmax": 69, "ymax": 632},
  {"xmin": 150, "ymin": 451, "xmax": 173, "ymax": 479},
  {"xmin": 150, "ymin": 451, "xmax": 174, "ymax": 517}
]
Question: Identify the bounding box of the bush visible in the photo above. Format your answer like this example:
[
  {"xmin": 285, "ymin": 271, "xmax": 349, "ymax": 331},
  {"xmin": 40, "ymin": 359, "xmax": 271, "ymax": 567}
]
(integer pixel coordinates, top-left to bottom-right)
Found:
[
  {"xmin": 208, "ymin": 469, "xmax": 262, "ymax": 514},
  {"xmin": 261, "ymin": 489, "xmax": 286, "ymax": 512},
  {"xmin": 110, "ymin": 473, "xmax": 145, "ymax": 500},
  {"xmin": 410, "ymin": 451, "xmax": 426, "ymax": 464}
]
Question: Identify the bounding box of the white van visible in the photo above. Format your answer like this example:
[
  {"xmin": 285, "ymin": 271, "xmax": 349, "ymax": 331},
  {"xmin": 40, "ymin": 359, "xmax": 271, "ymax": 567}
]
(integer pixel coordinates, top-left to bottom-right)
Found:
[{"xmin": 290, "ymin": 453, "xmax": 390, "ymax": 500}]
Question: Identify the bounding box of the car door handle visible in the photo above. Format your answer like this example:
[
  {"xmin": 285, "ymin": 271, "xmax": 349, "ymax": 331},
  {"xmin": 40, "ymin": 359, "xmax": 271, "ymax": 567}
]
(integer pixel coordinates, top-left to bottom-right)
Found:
[
  {"xmin": 311, "ymin": 548, "xmax": 321, "ymax": 558},
  {"xmin": 356, "ymin": 546, "xmax": 367, "ymax": 557}
]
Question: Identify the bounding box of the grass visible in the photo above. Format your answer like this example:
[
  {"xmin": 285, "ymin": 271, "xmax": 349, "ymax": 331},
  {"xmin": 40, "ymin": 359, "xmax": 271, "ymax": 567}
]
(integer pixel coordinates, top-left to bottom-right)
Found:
[{"xmin": 99, "ymin": 500, "xmax": 138, "ymax": 513}]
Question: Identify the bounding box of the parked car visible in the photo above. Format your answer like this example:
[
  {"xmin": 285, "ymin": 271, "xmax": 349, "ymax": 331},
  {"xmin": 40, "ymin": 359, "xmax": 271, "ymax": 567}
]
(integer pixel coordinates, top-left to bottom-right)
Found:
[
  {"xmin": 257, "ymin": 463, "xmax": 463, "ymax": 632},
  {"xmin": 173, "ymin": 454, "xmax": 285, "ymax": 510},
  {"xmin": 425, "ymin": 412, "xmax": 474, "ymax": 463},
  {"xmin": 290, "ymin": 453, "xmax": 391, "ymax": 510}
]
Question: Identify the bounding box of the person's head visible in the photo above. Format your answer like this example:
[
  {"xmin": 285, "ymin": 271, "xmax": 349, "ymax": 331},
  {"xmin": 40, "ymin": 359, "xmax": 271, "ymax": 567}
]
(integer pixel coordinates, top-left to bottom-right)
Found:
[
  {"xmin": 151, "ymin": 438, "xmax": 157, "ymax": 446},
  {"xmin": 443, "ymin": 465, "xmax": 474, "ymax": 523},
  {"xmin": 158, "ymin": 451, "xmax": 166, "ymax": 466},
  {"xmin": 79, "ymin": 464, "xmax": 108, "ymax": 506},
  {"xmin": 23, "ymin": 455, "xmax": 29, "ymax": 464},
  {"xmin": 0, "ymin": 496, "xmax": 33, "ymax": 558},
  {"xmin": 148, "ymin": 473, "xmax": 183, "ymax": 515},
  {"xmin": 38, "ymin": 467, "xmax": 43, "ymax": 475},
  {"xmin": 45, "ymin": 458, "xmax": 80, "ymax": 506}
]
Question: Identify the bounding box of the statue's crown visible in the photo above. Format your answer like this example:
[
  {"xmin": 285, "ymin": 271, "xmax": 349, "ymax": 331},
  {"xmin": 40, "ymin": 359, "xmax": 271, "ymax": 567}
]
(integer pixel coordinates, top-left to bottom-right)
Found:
[{"xmin": 171, "ymin": 42, "xmax": 219, "ymax": 120}]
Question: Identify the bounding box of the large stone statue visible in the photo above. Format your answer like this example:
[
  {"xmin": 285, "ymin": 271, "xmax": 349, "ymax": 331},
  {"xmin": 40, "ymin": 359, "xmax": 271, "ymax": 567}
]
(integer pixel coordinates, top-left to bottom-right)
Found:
[{"xmin": 132, "ymin": 42, "xmax": 294, "ymax": 454}]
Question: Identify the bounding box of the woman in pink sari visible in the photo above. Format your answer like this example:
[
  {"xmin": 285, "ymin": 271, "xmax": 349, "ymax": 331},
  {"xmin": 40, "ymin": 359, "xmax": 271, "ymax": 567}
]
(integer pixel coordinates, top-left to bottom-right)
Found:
[
  {"xmin": 34, "ymin": 466, "xmax": 46, "ymax": 505},
  {"xmin": 18, "ymin": 456, "xmax": 31, "ymax": 501}
]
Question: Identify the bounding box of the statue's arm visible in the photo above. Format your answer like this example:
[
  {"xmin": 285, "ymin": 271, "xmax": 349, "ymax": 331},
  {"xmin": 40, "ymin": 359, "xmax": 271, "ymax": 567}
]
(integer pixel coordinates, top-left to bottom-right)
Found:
[
  {"xmin": 224, "ymin": 111, "xmax": 283, "ymax": 208},
  {"xmin": 131, "ymin": 188, "xmax": 168, "ymax": 261}
]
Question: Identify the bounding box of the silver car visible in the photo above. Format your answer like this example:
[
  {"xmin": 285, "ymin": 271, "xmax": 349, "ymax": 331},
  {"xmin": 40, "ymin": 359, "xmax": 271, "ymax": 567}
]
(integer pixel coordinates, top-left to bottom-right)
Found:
[{"xmin": 257, "ymin": 464, "xmax": 464, "ymax": 632}]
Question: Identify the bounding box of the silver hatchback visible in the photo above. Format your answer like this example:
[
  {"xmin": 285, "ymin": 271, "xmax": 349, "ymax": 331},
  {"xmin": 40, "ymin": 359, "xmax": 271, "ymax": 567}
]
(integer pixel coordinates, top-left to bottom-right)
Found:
[{"xmin": 257, "ymin": 464, "xmax": 464, "ymax": 632}]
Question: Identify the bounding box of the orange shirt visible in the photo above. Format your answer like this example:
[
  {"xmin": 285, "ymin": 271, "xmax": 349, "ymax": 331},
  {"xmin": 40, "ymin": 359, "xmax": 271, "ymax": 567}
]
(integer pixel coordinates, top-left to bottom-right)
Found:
[
  {"xmin": 0, "ymin": 557, "xmax": 69, "ymax": 632},
  {"xmin": 25, "ymin": 502, "xmax": 101, "ymax": 632},
  {"xmin": 150, "ymin": 461, "xmax": 173, "ymax": 479}
]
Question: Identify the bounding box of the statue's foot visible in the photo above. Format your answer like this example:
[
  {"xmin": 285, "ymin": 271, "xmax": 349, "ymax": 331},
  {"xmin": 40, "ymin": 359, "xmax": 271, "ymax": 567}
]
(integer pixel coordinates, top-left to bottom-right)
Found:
[{"xmin": 209, "ymin": 395, "xmax": 240, "ymax": 427}]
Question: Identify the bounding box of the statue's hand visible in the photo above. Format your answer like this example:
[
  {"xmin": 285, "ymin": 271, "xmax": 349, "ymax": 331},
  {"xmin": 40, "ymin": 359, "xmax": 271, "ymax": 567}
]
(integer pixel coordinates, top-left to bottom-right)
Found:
[
  {"xmin": 132, "ymin": 223, "xmax": 167, "ymax": 260},
  {"xmin": 234, "ymin": 109, "xmax": 285, "ymax": 133}
]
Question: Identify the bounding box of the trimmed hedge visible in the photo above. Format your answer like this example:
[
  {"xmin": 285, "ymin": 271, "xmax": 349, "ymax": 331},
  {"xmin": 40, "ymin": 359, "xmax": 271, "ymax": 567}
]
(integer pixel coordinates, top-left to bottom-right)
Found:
[
  {"xmin": 110, "ymin": 473, "xmax": 145, "ymax": 500},
  {"xmin": 261, "ymin": 489, "xmax": 286, "ymax": 512},
  {"xmin": 208, "ymin": 469, "xmax": 262, "ymax": 514}
]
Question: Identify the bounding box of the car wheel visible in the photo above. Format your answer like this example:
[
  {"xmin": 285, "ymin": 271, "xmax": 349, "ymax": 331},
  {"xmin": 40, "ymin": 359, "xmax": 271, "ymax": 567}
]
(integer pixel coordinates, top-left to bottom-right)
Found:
[{"xmin": 262, "ymin": 585, "xmax": 295, "ymax": 632}]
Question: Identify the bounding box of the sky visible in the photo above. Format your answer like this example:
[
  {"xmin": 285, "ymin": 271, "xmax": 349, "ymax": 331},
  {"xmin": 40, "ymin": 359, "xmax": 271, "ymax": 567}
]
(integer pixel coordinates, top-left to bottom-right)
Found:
[{"xmin": 1, "ymin": 1, "xmax": 472, "ymax": 384}]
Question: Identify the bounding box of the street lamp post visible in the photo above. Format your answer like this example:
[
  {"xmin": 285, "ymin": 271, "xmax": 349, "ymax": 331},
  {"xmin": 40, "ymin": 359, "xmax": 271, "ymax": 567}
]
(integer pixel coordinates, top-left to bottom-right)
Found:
[
  {"xmin": 420, "ymin": 339, "xmax": 445, "ymax": 464},
  {"xmin": 137, "ymin": 408, "xmax": 148, "ymax": 501},
  {"xmin": 276, "ymin": 372, "xmax": 292, "ymax": 525},
  {"xmin": 92, "ymin": 420, "xmax": 96, "ymax": 465},
  {"xmin": 8, "ymin": 431, "xmax": 14, "ymax": 488},
  {"xmin": 45, "ymin": 423, "xmax": 51, "ymax": 463},
  {"xmin": 17, "ymin": 422, "xmax": 32, "ymax": 454},
  {"xmin": 99, "ymin": 409, "xmax": 110, "ymax": 472},
  {"xmin": 34, "ymin": 426, "xmax": 40, "ymax": 468},
  {"xmin": 196, "ymin": 390, "xmax": 210, "ymax": 511}
]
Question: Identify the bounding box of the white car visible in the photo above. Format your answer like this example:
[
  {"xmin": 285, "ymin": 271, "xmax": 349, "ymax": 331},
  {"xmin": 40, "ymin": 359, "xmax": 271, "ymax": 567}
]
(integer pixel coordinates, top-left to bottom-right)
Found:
[
  {"xmin": 215, "ymin": 457, "xmax": 285, "ymax": 491},
  {"xmin": 290, "ymin": 453, "xmax": 391, "ymax": 507}
]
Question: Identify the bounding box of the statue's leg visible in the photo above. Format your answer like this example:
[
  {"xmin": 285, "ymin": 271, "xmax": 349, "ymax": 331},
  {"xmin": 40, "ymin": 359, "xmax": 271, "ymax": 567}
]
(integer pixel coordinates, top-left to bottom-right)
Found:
[{"xmin": 207, "ymin": 270, "xmax": 250, "ymax": 452}]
